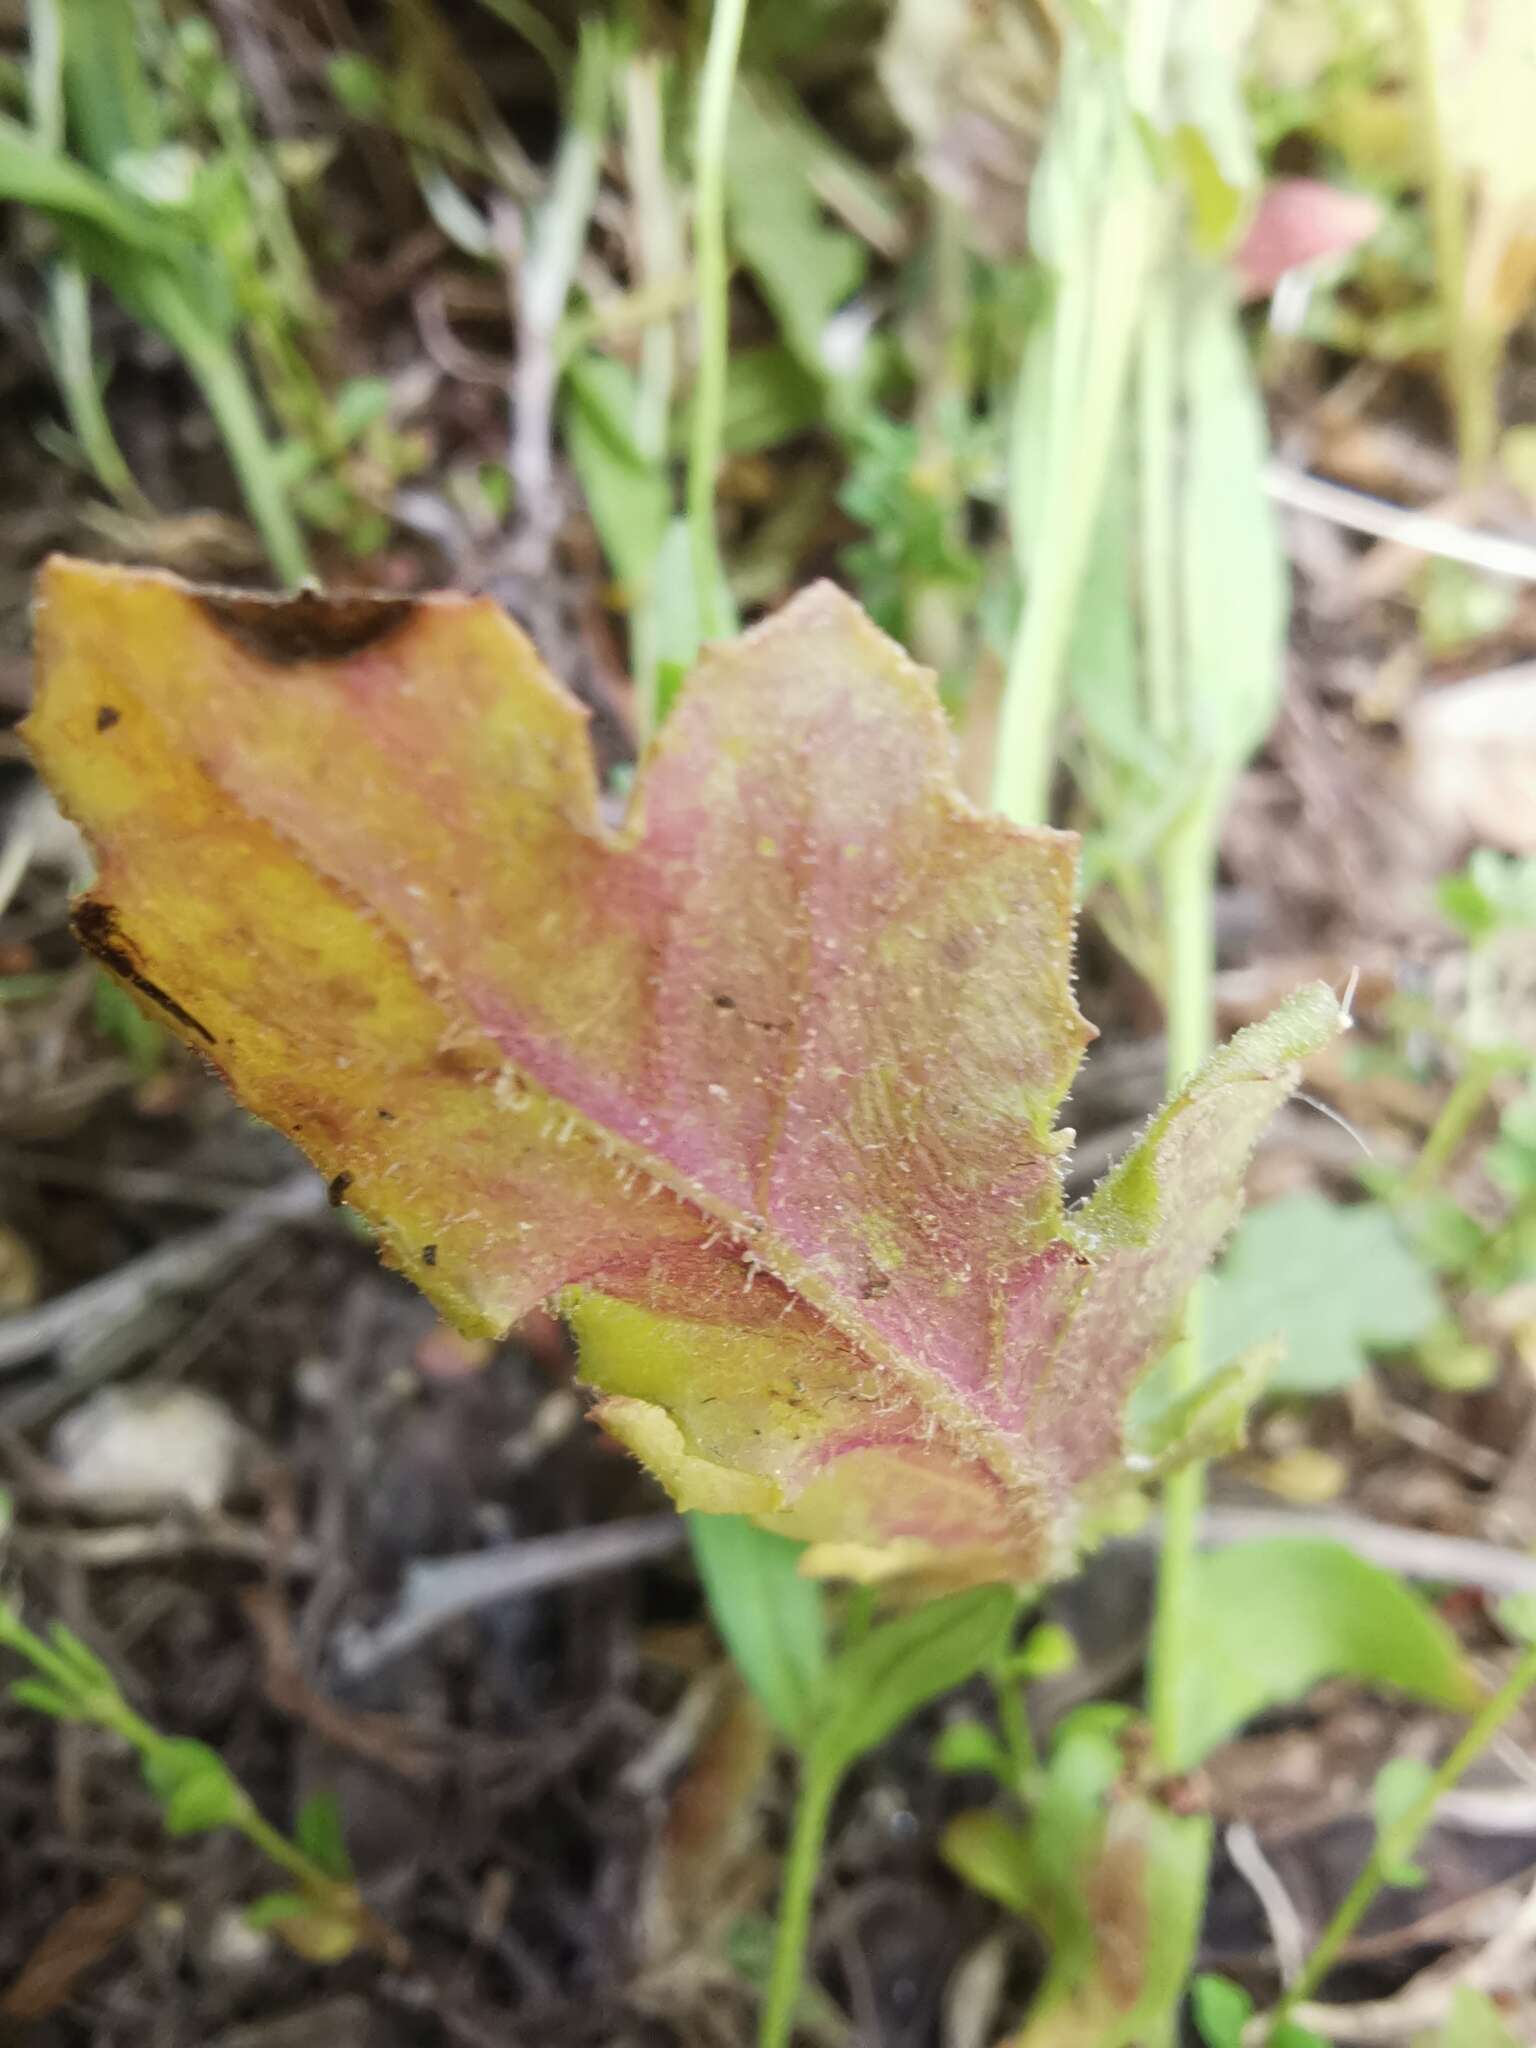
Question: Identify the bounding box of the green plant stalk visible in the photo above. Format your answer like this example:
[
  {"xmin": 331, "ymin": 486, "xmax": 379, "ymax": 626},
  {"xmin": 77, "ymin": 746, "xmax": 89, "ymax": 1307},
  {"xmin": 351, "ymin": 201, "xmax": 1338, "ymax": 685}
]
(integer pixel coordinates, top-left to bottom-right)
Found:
[
  {"xmin": 1273, "ymin": 1638, "xmax": 1536, "ymax": 2025},
  {"xmin": 48, "ymin": 262, "xmax": 148, "ymax": 510},
  {"xmin": 1146, "ymin": 799, "xmax": 1218, "ymax": 1769},
  {"xmin": 1, "ymin": 1607, "xmax": 331, "ymax": 1892},
  {"xmin": 166, "ymin": 303, "xmax": 311, "ymax": 585},
  {"xmin": 990, "ymin": 0, "xmax": 1182, "ymax": 828},
  {"xmin": 1408, "ymin": 1052, "xmax": 1502, "ymax": 1196},
  {"xmin": 760, "ymin": 1756, "xmax": 839, "ymax": 2048},
  {"xmin": 992, "ymin": 1671, "xmax": 1040, "ymax": 1795},
  {"xmin": 685, "ymin": 0, "xmax": 748, "ymax": 642}
]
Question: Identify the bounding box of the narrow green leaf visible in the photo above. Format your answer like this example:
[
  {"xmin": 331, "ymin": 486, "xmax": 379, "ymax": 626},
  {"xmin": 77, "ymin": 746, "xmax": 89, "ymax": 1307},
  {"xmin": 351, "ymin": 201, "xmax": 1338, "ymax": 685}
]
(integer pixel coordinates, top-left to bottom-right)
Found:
[
  {"xmin": 932, "ymin": 1718, "xmax": 1013, "ymax": 1782},
  {"xmin": 562, "ymin": 352, "xmax": 670, "ymax": 594},
  {"xmin": 245, "ymin": 1890, "xmax": 311, "ymax": 1930},
  {"xmin": 1192, "ymin": 1973, "xmax": 1251, "ymax": 2048},
  {"xmin": 940, "ymin": 1808, "xmax": 1037, "ymax": 1917},
  {"xmin": 1178, "ymin": 271, "xmax": 1287, "ymax": 777},
  {"xmin": 47, "ymin": 1621, "xmax": 116, "ymax": 1695},
  {"xmin": 812, "ymin": 1586, "xmax": 1017, "ymax": 1774},
  {"xmin": 9, "ymin": 1678, "xmax": 78, "ymax": 1719},
  {"xmin": 1172, "ymin": 1540, "xmax": 1481, "ymax": 1769},
  {"xmin": 1371, "ymin": 1755, "xmax": 1434, "ymax": 1887},
  {"xmin": 689, "ymin": 1513, "xmax": 826, "ymax": 1746},
  {"xmin": 0, "ymin": 115, "xmax": 182, "ymax": 253},
  {"xmin": 295, "ymin": 1789, "xmax": 353, "ymax": 1882},
  {"xmin": 1006, "ymin": 1621, "xmax": 1078, "ymax": 1682}
]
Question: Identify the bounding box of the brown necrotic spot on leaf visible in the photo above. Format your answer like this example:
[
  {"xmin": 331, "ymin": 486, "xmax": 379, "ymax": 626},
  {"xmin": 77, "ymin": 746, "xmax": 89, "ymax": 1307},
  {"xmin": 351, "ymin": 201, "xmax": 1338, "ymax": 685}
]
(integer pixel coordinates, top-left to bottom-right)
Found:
[
  {"xmin": 71, "ymin": 900, "xmax": 216, "ymax": 1045},
  {"xmin": 95, "ymin": 705, "xmax": 119, "ymax": 732},
  {"xmin": 197, "ymin": 587, "xmax": 418, "ymax": 667}
]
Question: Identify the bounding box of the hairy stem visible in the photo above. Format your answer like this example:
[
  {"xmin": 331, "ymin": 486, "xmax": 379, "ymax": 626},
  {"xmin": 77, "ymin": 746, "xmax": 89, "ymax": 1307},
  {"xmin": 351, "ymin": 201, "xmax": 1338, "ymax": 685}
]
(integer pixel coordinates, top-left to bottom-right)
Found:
[{"xmin": 686, "ymin": 0, "xmax": 747, "ymax": 640}]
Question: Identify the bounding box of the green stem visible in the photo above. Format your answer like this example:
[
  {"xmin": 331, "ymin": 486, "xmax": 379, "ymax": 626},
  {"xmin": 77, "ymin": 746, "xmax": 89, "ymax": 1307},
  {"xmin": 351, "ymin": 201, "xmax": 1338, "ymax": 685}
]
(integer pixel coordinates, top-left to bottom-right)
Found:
[
  {"xmin": 1397, "ymin": 0, "xmax": 1480, "ymax": 482},
  {"xmin": 147, "ymin": 281, "xmax": 310, "ymax": 585},
  {"xmin": 1273, "ymin": 1640, "xmax": 1536, "ymax": 2024},
  {"xmin": 1408, "ymin": 1053, "xmax": 1500, "ymax": 1196},
  {"xmin": 760, "ymin": 1757, "xmax": 838, "ymax": 2048},
  {"xmin": 625, "ymin": 53, "xmax": 681, "ymax": 740},
  {"xmin": 1137, "ymin": 286, "xmax": 1179, "ymax": 745},
  {"xmin": 686, "ymin": 0, "xmax": 747, "ymax": 643},
  {"xmin": 1146, "ymin": 801, "xmax": 1218, "ymax": 1770},
  {"xmin": 993, "ymin": 1672, "xmax": 1039, "ymax": 1797}
]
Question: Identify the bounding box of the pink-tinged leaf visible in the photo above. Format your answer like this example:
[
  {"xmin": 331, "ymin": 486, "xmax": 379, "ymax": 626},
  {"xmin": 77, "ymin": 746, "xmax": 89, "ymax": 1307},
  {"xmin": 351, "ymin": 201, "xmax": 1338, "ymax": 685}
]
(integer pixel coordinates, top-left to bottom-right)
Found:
[
  {"xmin": 27, "ymin": 560, "xmax": 1341, "ymax": 1584},
  {"xmin": 1235, "ymin": 178, "xmax": 1382, "ymax": 300}
]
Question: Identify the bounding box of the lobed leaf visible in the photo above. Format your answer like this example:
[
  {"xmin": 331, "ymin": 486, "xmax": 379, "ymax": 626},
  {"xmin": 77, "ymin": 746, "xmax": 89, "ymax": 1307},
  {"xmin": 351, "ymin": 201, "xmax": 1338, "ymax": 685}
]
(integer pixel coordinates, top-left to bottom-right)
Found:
[{"xmin": 28, "ymin": 560, "xmax": 1340, "ymax": 1583}]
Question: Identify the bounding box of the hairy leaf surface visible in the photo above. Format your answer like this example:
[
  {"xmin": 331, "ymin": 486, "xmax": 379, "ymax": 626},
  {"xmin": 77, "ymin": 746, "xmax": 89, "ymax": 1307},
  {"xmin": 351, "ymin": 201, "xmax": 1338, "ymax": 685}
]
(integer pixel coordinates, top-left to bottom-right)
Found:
[{"xmin": 28, "ymin": 559, "xmax": 1340, "ymax": 1582}]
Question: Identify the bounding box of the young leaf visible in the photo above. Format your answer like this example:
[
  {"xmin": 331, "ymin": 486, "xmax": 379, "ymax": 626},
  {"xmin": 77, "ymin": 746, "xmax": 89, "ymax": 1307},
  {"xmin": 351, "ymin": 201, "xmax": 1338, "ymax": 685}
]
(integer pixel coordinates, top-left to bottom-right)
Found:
[
  {"xmin": 1370, "ymin": 1756, "xmax": 1434, "ymax": 1888},
  {"xmin": 1205, "ymin": 1194, "xmax": 1441, "ymax": 1394},
  {"xmin": 932, "ymin": 1717, "xmax": 1014, "ymax": 1783},
  {"xmin": 1428, "ymin": 1987, "xmax": 1522, "ymax": 2048},
  {"xmin": 561, "ymin": 352, "xmax": 670, "ymax": 600},
  {"xmin": 294, "ymin": 1789, "xmax": 353, "ymax": 1882},
  {"xmin": 9, "ymin": 1678, "xmax": 78, "ymax": 1720},
  {"xmin": 1004, "ymin": 1620, "xmax": 1077, "ymax": 1682},
  {"xmin": 1191, "ymin": 1973, "xmax": 1251, "ymax": 2048},
  {"xmin": 688, "ymin": 1514, "xmax": 826, "ymax": 1747},
  {"xmin": 1170, "ymin": 1540, "xmax": 1481, "ymax": 1770},
  {"xmin": 810, "ymin": 1585, "xmax": 1016, "ymax": 1773},
  {"xmin": 142, "ymin": 1738, "xmax": 250, "ymax": 1836},
  {"xmin": 28, "ymin": 561, "xmax": 1340, "ymax": 1584},
  {"xmin": 961, "ymin": 1703, "xmax": 1208, "ymax": 2047},
  {"xmin": 940, "ymin": 1808, "xmax": 1037, "ymax": 1917}
]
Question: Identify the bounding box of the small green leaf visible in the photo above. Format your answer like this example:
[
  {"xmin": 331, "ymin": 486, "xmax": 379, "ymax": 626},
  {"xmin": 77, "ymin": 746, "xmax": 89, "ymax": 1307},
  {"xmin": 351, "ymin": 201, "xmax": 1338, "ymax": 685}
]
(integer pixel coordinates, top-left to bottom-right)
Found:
[
  {"xmin": 10, "ymin": 1678, "xmax": 78, "ymax": 1719},
  {"xmin": 1171, "ymin": 125, "xmax": 1245, "ymax": 251},
  {"xmin": 689, "ymin": 1513, "xmax": 826, "ymax": 1747},
  {"xmin": 811, "ymin": 1586, "xmax": 1017, "ymax": 1774},
  {"xmin": 1172, "ymin": 1540, "xmax": 1480, "ymax": 1769},
  {"xmin": 932, "ymin": 1717, "xmax": 1013, "ymax": 1782},
  {"xmin": 143, "ymin": 1738, "xmax": 249, "ymax": 1835},
  {"xmin": 1207, "ymin": 1194, "xmax": 1441, "ymax": 1394},
  {"xmin": 1371, "ymin": 1756, "xmax": 1434, "ymax": 1887},
  {"xmin": 1192, "ymin": 1973, "xmax": 1251, "ymax": 2048},
  {"xmin": 1127, "ymin": 1343, "xmax": 1276, "ymax": 1471},
  {"xmin": 1273, "ymin": 2025, "xmax": 1334, "ymax": 2048},
  {"xmin": 1427, "ymin": 1987, "xmax": 1522, "ymax": 2048},
  {"xmin": 245, "ymin": 1890, "xmax": 311, "ymax": 1929},
  {"xmin": 940, "ymin": 1809, "xmax": 1037, "ymax": 1917},
  {"xmin": 295, "ymin": 1790, "xmax": 352, "ymax": 1881},
  {"xmin": 1498, "ymin": 1592, "xmax": 1536, "ymax": 1646},
  {"xmin": 46, "ymin": 1621, "xmax": 116, "ymax": 1696},
  {"xmin": 1004, "ymin": 1621, "xmax": 1079, "ymax": 1682}
]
